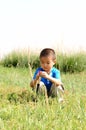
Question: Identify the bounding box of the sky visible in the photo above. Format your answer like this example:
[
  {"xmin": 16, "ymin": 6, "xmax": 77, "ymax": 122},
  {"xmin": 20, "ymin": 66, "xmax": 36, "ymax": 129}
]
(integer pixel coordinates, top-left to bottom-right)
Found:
[{"xmin": 0, "ymin": 0, "xmax": 86, "ymax": 57}]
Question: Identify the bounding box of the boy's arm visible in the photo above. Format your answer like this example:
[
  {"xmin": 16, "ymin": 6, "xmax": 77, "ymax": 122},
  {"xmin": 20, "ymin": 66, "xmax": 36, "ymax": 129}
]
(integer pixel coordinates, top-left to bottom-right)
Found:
[
  {"xmin": 39, "ymin": 71, "xmax": 62, "ymax": 86},
  {"xmin": 30, "ymin": 79, "xmax": 38, "ymax": 88},
  {"xmin": 47, "ymin": 75, "xmax": 62, "ymax": 86},
  {"xmin": 30, "ymin": 72, "xmax": 40, "ymax": 88}
]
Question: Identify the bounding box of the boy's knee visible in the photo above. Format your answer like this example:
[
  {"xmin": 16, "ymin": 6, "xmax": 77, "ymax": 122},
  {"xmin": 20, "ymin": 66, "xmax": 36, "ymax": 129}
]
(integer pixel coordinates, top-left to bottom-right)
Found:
[
  {"xmin": 57, "ymin": 84, "xmax": 64, "ymax": 93},
  {"xmin": 50, "ymin": 84, "xmax": 64, "ymax": 97},
  {"xmin": 36, "ymin": 81, "xmax": 47, "ymax": 95}
]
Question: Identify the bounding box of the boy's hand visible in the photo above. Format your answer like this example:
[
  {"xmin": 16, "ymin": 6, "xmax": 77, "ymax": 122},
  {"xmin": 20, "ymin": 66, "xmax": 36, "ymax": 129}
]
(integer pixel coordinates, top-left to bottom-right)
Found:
[
  {"xmin": 36, "ymin": 72, "xmax": 40, "ymax": 80},
  {"xmin": 39, "ymin": 71, "xmax": 49, "ymax": 78}
]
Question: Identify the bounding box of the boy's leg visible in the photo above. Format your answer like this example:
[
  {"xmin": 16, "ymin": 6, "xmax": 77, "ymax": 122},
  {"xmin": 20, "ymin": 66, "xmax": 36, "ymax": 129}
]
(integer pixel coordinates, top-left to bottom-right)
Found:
[
  {"xmin": 50, "ymin": 84, "xmax": 64, "ymax": 98},
  {"xmin": 49, "ymin": 84, "xmax": 58, "ymax": 97},
  {"xmin": 36, "ymin": 81, "xmax": 47, "ymax": 96}
]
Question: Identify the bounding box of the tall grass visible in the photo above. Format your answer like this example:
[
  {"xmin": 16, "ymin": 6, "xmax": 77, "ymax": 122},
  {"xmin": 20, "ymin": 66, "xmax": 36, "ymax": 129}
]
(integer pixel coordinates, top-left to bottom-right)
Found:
[
  {"xmin": 57, "ymin": 53, "xmax": 86, "ymax": 73},
  {"xmin": 0, "ymin": 50, "xmax": 40, "ymax": 69},
  {"xmin": 0, "ymin": 50, "xmax": 86, "ymax": 73},
  {"xmin": 0, "ymin": 66, "xmax": 86, "ymax": 129}
]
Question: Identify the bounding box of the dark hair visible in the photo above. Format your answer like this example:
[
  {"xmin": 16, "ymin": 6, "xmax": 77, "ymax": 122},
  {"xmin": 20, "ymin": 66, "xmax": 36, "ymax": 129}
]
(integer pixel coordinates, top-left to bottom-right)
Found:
[{"xmin": 40, "ymin": 48, "xmax": 56, "ymax": 60}]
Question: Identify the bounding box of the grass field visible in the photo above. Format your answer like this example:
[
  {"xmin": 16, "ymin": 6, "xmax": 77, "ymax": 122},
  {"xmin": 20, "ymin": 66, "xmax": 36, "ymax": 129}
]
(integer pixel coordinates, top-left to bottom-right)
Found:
[{"xmin": 0, "ymin": 66, "xmax": 86, "ymax": 130}]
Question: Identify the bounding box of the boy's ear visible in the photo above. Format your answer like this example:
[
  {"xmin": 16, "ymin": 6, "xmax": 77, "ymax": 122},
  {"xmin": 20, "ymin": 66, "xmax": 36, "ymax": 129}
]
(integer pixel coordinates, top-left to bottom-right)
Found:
[{"xmin": 53, "ymin": 59, "xmax": 56, "ymax": 64}]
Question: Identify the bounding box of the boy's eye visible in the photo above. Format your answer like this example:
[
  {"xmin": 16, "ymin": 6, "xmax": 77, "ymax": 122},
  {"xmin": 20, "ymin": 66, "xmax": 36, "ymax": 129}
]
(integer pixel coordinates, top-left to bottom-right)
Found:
[
  {"xmin": 41, "ymin": 62, "xmax": 50, "ymax": 64},
  {"xmin": 47, "ymin": 62, "xmax": 50, "ymax": 64}
]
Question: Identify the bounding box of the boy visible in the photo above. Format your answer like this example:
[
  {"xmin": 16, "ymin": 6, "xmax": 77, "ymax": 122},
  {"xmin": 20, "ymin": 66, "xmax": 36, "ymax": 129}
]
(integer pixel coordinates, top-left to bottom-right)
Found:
[{"xmin": 30, "ymin": 48, "xmax": 64, "ymax": 100}]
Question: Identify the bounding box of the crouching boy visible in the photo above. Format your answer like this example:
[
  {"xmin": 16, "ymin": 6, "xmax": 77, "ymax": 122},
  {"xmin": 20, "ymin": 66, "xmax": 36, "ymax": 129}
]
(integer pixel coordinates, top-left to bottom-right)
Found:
[{"xmin": 30, "ymin": 48, "xmax": 64, "ymax": 102}]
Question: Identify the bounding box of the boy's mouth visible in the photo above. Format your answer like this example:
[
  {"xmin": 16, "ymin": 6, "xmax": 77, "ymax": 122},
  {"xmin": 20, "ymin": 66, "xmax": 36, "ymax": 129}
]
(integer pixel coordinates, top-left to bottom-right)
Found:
[
  {"xmin": 44, "ymin": 68, "xmax": 50, "ymax": 73},
  {"xmin": 44, "ymin": 68, "xmax": 48, "ymax": 71}
]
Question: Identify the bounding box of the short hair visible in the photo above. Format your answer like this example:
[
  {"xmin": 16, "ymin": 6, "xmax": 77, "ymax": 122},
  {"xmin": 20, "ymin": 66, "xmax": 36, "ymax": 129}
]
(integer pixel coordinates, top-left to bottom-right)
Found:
[{"xmin": 40, "ymin": 48, "xmax": 56, "ymax": 60}]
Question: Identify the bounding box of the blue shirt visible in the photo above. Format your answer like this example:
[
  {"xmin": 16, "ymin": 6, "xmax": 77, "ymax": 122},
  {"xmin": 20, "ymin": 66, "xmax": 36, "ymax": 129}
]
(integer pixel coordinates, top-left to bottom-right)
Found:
[{"xmin": 33, "ymin": 67, "xmax": 61, "ymax": 91}]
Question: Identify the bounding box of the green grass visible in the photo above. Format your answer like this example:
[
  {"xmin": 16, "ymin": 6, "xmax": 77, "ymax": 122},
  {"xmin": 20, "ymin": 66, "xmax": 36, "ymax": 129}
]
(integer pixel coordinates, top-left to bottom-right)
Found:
[
  {"xmin": 0, "ymin": 66, "xmax": 86, "ymax": 130},
  {"xmin": 1, "ymin": 50, "xmax": 86, "ymax": 73}
]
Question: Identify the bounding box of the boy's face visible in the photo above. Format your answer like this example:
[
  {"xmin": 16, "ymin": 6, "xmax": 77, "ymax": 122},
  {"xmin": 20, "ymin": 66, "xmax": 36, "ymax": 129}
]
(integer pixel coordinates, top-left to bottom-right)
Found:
[{"xmin": 40, "ymin": 56, "xmax": 55, "ymax": 73}]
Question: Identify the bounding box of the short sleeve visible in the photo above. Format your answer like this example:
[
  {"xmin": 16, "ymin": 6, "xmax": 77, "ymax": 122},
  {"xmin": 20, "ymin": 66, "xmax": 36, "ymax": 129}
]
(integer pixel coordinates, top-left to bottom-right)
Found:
[
  {"xmin": 53, "ymin": 69, "xmax": 61, "ymax": 80},
  {"xmin": 33, "ymin": 68, "xmax": 39, "ymax": 79},
  {"xmin": 33, "ymin": 68, "xmax": 43, "ymax": 79}
]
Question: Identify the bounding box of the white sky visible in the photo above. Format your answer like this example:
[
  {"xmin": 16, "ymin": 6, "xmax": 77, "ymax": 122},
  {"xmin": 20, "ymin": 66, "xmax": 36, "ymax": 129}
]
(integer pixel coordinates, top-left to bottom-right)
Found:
[{"xmin": 0, "ymin": 0, "xmax": 86, "ymax": 56}]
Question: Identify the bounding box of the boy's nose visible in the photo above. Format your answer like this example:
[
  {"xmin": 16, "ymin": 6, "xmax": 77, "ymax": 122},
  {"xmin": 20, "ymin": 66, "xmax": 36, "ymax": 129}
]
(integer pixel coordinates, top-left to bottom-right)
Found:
[{"xmin": 44, "ymin": 63, "xmax": 47, "ymax": 67}]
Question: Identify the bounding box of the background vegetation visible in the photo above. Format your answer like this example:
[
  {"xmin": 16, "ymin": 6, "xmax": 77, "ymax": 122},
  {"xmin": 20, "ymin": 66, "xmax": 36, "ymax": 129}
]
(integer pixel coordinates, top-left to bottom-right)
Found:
[{"xmin": 0, "ymin": 50, "xmax": 86, "ymax": 73}]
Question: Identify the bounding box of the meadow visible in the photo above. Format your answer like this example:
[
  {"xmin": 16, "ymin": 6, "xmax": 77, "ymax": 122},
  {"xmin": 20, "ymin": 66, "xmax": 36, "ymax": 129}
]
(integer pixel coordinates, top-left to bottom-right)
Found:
[{"xmin": 0, "ymin": 51, "xmax": 86, "ymax": 130}]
